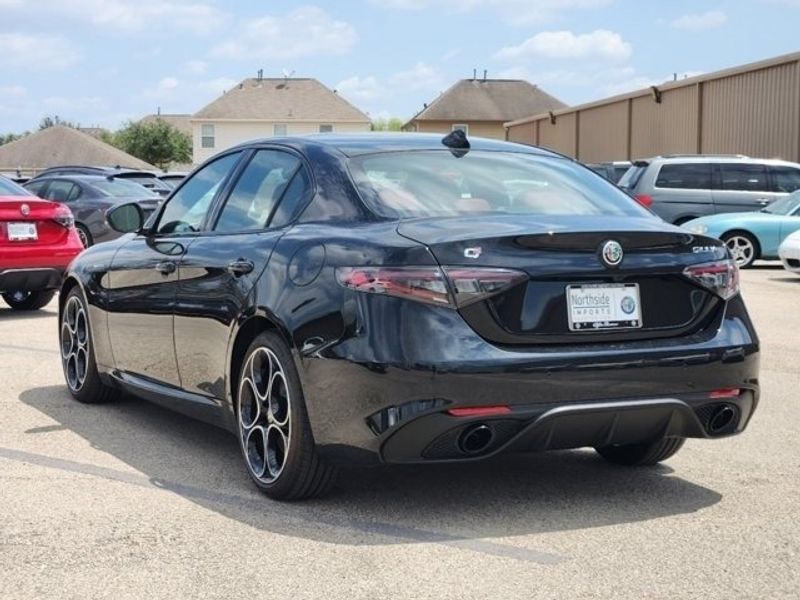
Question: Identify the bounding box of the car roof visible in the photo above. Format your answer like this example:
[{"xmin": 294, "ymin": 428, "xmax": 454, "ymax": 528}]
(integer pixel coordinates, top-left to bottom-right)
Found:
[
  {"xmin": 36, "ymin": 165, "xmax": 157, "ymax": 176},
  {"xmin": 229, "ymin": 133, "xmax": 561, "ymax": 159},
  {"xmin": 637, "ymin": 155, "xmax": 800, "ymax": 166}
]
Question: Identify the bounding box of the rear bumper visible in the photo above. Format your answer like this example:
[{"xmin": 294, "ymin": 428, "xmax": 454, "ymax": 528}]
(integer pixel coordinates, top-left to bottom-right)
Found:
[
  {"xmin": 300, "ymin": 293, "xmax": 760, "ymax": 465},
  {"xmin": 0, "ymin": 267, "xmax": 64, "ymax": 293}
]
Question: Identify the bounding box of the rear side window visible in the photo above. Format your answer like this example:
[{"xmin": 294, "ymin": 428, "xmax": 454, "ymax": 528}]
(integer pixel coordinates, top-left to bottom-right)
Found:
[
  {"xmin": 655, "ymin": 164, "xmax": 711, "ymax": 189},
  {"xmin": 214, "ymin": 150, "xmax": 301, "ymax": 232},
  {"xmin": 718, "ymin": 164, "xmax": 768, "ymax": 192},
  {"xmin": 44, "ymin": 180, "xmax": 80, "ymax": 202},
  {"xmin": 350, "ymin": 150, "xmax": 650, "ymax": 219},
  {"xmin": 770, "ymin": 166, "xmax": 800, "ymax": 193}
]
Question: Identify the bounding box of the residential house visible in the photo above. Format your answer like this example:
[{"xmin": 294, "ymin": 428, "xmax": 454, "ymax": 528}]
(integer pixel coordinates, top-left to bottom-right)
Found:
[
  {"xmin": 140, "ymin": 113, "xmax": 193, "ymax": 137},
  {"xmin": 191, "ymin": 76, "xmax": 371, "ymax": 164},
  {"xmin": 403, "ymin": 77, "xmax": 566, "ymax": 140},
  {"xmin": 0, "ymin": 126, "xmax": 155, "ymax": 176}
]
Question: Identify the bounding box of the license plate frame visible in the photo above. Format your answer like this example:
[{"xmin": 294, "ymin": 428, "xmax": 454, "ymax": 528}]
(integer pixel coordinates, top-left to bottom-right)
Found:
[
  {"xmin": 566, "ymin": 283, "xmax": 642, "ymax": 331},
  {"xmin": 7, "ymin": 222, "xmax": 38, "ymax": 241}
]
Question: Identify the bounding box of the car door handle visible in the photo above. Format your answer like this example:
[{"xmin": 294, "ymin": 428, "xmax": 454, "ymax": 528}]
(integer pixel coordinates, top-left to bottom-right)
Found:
[
  {"xmin": 155, "ymin": 260, "xmax": 176, "ymax": 275},
  {"xmin": 756, "ymin": 198, "xmax": 771, "ymax": 205},
  {"xmin": 227, "ymin": 259, "xmax": 254, "ymax": 276}
]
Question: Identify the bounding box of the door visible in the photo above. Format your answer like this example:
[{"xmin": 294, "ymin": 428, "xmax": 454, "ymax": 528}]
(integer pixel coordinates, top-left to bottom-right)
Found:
[
  {"xmin": 174, "ymin": 148, "xmax": 311, "ymax": 400},
  {"xmin": 712, "ymin": 163, "xmax": 779, "ymax": 214},
  {"xmin": 106, "ymin": 151, "xmax": 244, "ymax": 386}
]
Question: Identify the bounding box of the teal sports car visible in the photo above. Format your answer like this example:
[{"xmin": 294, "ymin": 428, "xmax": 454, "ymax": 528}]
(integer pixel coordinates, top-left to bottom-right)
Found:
[{"xmin": 683, "ymin": 191, "xmax": 800, "ymax": 267}]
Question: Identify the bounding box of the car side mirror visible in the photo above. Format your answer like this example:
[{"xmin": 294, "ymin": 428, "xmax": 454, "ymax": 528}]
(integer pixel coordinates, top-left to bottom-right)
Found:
[{"xmin": 107, "ymin": 202, "xmax": 144, "ymax": 234}]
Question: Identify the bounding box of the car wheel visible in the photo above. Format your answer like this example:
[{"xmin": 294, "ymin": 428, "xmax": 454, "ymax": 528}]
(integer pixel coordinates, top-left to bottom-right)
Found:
[
  {"xmin": 722, "ymin": 231, "xmax": 759, "ymax": 268},
  {"xmin": 76, "ymin": 224, "xmax": 93, "ymax": 248},
  {"xmin": 60, "ymin": 288, "xmax": 114, "ymax": 403},
  {"xmin": 236, "ymin": 331, "xmax": 336, "ymax": 500},
  {"xmin": 2, "ymin": 289, "xmax": 56, "ymax": 311},
  {"xmin": 595, "ymin": 436, "xmax": 686, "ymax": 466}
]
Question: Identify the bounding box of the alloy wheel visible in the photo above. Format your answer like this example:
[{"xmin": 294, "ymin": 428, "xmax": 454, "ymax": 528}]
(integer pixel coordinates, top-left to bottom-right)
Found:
[
  {"xmin": 238, "ymin": 347, "xmax": 292, "ymax": 483},
  {"xmin": 77, "ymin": 228, "xmax": 90, "ymax": 248},
  {"xmin": 61, "ymin": 295, "xmax": 89, "ymax": 392},
  {"xmin": 725, "ymin": 235, "xmax": 755, "ymax": 267}
]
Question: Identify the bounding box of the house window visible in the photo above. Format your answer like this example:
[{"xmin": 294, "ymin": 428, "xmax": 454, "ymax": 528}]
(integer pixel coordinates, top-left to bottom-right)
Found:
[
  {"xmin": 201, "ymin": 124, "xmax": 215, "ymax": 148},
  {"xmin": 319, "ymin": 124, "xmax": 333, "ymax": 133},
  {"xmin": 273, "ymin": 123, "xmax": 288, "ymax": 137},
  {"xmin": 452, "ymin": 124, "xmax": 469, "ymax": 135}
]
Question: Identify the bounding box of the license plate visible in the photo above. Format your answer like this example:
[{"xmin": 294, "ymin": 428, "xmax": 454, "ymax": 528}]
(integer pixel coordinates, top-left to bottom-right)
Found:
[
  {"xmin": 566, "ymin": 283, "xmax": 642, "ymax": 331},
  {"xmin": 7, "ymin": 222, "xmax": 37, "ymax": 241}
]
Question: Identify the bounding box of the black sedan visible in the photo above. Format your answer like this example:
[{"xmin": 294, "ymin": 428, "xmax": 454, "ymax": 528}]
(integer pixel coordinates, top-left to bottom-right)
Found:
[
  {"xmin": 58, "ymin": 133, "xmax": 760, "ymax": 500},
  {"xmin": 25, "ymin": 175, "xmax": 162, "ymax": 247}
]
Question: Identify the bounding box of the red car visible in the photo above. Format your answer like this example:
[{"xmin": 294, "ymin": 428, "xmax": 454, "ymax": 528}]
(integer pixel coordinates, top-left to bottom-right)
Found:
[{"xmin": 1, "ymin": 176, "xmax": 83, "ymax": 311}]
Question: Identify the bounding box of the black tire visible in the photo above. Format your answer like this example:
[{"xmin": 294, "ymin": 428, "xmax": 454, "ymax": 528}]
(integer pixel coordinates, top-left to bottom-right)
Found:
[
  {"xmin": 2, "ymin": 289, "xmax": 56, "ymax": 311},
  {"xmin": 236, "ymin": 331, "xmax": 336, "ymax": 500},
  {"xmin": 76, "ymin": 224, "xmax": 93, "ymax": 248},
  {"xmin": 673, "ymin": 216, "xmax": 696, "ymax": 226},
  {"xmin": 595, "ymin": 436, "xmax": 686, "ymax": 466},
  {"xmin": 60, "ymin": 287, "xmax": 115, "ymax": 404},
  {"xmin": 721, "ymin": 231, "xmax": 759, "ymax": 268}
]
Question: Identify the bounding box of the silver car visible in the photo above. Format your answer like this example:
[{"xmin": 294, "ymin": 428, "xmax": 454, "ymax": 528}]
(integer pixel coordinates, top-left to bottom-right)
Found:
[{"xmin": 618, "ymin": 155, "xmax": 800, "ymax": 224}]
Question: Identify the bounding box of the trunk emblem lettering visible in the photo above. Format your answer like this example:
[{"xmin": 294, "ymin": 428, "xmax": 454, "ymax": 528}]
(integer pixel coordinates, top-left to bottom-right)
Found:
[
  {"xmin": 20, "ymin": 203, "xmax": 30, "ymax": 216},
  {"xmin": 601, "ymin": 240, "xmax": 623, "ymax": 267},
  {"xmin": 464, "ymin": 246, "xmax": 482, "ymax": 259}
]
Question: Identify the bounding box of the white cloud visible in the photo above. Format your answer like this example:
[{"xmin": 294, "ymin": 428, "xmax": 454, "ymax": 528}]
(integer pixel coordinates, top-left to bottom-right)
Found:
[
  {"xmin": 212, "ymin": 7, "xmax": 357, "ymax": 60},
  {"xmin": 0, "ymin": 85, "xmax": 27, "ymax": 97},
  {"xmin": 42, "ymin": 96, "xmax": 108, "ymax": 111},
  {"xmin": 369, "ymin": 0, "xmax": 610, "ymax": 25},
  {"xmin": 197, "ymin": 77, "xmax": 238, "ymax": 93},
  {"xmin": 186, "ymin": 60, "xmax": 207, "ymax": 75},
  {"xmin": 335, "ymin": 76, "xmax": 384, "ymax": 102},
  {"xmin": 495, "ymin": 30, "xmax": 632, "ymax": 61},
  {"xmin": 0, "ymin": 0, "xmax": 227, "ymax": 34},
  {"xmin": 670, "ymin": 10, "xmax": 727, "ymax": 30},
  {"xmin": 158, "ymin": 77, "xmax": 179, "ymax": 91},
  {"xmin": 0, "ymin": 33, "xmax": 80, "ymax": 69},
  {"xmin": 389, "ymin": 62, "xmax": 444, "ymax": 91}
]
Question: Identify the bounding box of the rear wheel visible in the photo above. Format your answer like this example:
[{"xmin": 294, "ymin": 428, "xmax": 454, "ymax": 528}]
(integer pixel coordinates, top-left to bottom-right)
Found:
[
  {"xmin": 60, "ymin": 288, "xmax": 114, "ymax": 403},
  {"xmin": 2, "ymin": 289, "xmax": 56, "ymax": 311},
  {"xmin": 236, "ymin": 331, "xmax": 336, "ymax": 500},
  {"xmin": 722, "ymin": 231, "xmax": 759, "ymax": 268},
  {"xmin": 76, "ymin": 224, "xmax": 93, "ymax": 248},
  {"xmin": 595, "ymin": 436, "xmax": 685, "ymax": 466}
]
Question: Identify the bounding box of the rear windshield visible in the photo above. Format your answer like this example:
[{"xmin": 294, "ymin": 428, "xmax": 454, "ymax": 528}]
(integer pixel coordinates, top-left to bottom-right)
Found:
[
  {"xmin": 93, "ymin": 178, "xmax": 154, "ymax": 197},
  {"xmin": 617, "ymin": 164, "xmax": 647, "ymax": 190},
  {"xmin": 117, "ymin": 173, "xmax": 171, "ymax": 191},
  {"xmin": 349, "ymin": 151, "xmax": 650, "ymax": 219},
  {"xmin": 0, "ymin": 176, "xmax": 32, "ymax": 196}
]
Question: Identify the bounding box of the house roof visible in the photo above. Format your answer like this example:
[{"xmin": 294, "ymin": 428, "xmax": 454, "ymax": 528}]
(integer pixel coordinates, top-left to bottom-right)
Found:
[
  {"xmin": 0, "ymin": 126, "xmax": 156, "ymax": 171},
  {"xmin": 193, "ymin": 78, "xmax": 371, "ymax": 123},
  {"xmin": 406, "ymin": 79, "xmax": 566, "ymax": 124},
  {"xmin": 140, "ymin": 113, "xmax": 193, "ymax": 136}
]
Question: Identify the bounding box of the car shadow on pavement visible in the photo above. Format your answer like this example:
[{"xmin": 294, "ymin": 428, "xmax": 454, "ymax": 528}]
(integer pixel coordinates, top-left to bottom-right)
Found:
[
  {"xmin": 18, "ymin": 385, "xmax": 722, "ymax": 560},
  {"xmin": 0, "ymin": 306, "xmax": 58, "ymax": 321}
]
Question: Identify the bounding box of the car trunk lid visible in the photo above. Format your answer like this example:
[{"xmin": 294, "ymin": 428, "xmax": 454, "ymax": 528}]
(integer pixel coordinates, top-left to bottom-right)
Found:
[{"xmin": 0, "ymin": 196, "xmax": 71, "ymax": 245}]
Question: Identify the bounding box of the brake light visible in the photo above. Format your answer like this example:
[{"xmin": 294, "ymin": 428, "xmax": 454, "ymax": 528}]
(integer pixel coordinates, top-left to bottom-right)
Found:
[
  {"xmin": 683, "ymin": 259, "xmax": 739, "ymax": 300},
  {"xmin": 709, "ymin": 388, "xmax": 740, "ymax": 399},
  {"xmin": 336, "ymin": 266, "xmax": 527, "ymax": 308},
  {"xmin": 635, "ymin": 194, "xmax": 653, "ymax": 208},
  {"xmin": 52, "ymin": 204, "xmax": 75, "ymax": 229}
]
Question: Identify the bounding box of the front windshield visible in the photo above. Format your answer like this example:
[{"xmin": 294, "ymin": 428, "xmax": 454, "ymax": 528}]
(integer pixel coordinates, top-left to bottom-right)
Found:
[
  {"xmin": 92, "ymin": 178, "xmax": 154, "ymax": 197},
  {"xmin": 349, "ymin": 150, "xmax": 651, "ymax": 219},
  {"xmin": 763, "ymin": 191, "xmax": 800, "ymax": 215},
  {"xmin": 0, "ymin": 176, "xmax": 32, "ymax": 196}
]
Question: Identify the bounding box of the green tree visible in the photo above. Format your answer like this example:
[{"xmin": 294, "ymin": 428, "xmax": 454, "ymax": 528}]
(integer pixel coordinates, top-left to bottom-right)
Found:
[
  {"xmin": 39, "ymin": 115, "xmax": 78, "ymax": 130},
  {"xmin": 371, "ymin": 117, "xmax": 404, "ymax": 131},
  {"xmin": 114, "ymin": 119, "xmax": 191, "ymax": 170},
  {"xmin": 0, "ymin": 132, "xmax": 27, "ymax": 145}
]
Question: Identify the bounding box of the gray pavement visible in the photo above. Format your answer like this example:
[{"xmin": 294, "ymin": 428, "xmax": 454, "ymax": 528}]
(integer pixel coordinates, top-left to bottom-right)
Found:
[{"xmin": 1, "ymin": 266, "xmax": 798, "ymax": 599}]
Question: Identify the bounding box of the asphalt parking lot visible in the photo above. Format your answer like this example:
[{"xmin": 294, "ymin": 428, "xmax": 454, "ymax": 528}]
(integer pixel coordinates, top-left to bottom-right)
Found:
[{"xmin": 1, "ymin": 266, "xmax": 798, "ymax": 600}]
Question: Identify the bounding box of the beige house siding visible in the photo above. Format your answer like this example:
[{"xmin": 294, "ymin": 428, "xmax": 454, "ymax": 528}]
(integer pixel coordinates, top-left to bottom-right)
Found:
[
  {"xmin": 191, "ymin": 120, "xmax": 371, "ymax": 163},
  {"xmin": 505, "ymin": 51, "xmax": 800, "ymax": 163},
  {"xmin": 409, "ymin": 120, "xmax": 507, "ymax": 139}
]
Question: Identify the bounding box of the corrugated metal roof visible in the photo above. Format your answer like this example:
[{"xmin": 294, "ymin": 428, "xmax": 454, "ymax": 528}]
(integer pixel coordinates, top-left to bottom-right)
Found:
[
  {"xmin": 407, "ymin": 79, "xmax": 565, "ymax": 124},
  {"xmin": 192, "ymin": 78, "xmax": 370, "ymax": 122},
  {"xmin": 0, "ymin": 126, "xmax": 156, "ymax": 170}
]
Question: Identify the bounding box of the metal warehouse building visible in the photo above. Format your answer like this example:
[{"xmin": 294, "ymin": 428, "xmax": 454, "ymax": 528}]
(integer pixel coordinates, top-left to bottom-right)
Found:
[{"xmin": 504, "ymin": 52, "xmax": 800, "ymax": 163}]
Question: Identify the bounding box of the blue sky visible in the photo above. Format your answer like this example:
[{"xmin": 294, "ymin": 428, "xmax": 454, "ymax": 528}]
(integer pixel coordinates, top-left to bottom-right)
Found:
[{"xmin": 1, "ymin": 0, "xmax": 799, "ymax": 132}]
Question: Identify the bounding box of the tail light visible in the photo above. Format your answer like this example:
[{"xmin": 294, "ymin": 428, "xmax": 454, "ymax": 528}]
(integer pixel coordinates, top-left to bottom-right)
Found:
[
  {"xmin": 52, "ymin": 204, "xmax": 75, "ymax": 229},
  {"xmin": 336, "ymin": 266, "xmax": 527, "ymax": 308},
  {"xmin": 683, "ymin": 259, "xmax": 739, "ymax": 300},
  {"xmin": 635, "ymin": 194, "xmax": 653, "ymax": 208}
]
